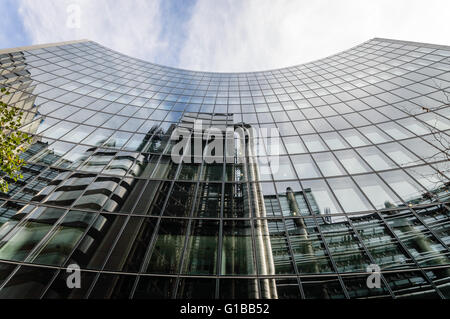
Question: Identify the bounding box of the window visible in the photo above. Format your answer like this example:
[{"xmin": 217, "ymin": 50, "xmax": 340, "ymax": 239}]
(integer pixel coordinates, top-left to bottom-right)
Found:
[
  {"xmin": 335, "ymin": 150, "xmax": 371, "ymax": 174},
  {"xmin": 328, "ymin": 177, "xmax": 373, "ymax": 212},
  {"xmin": 313, "ymin": 153, "xmax": 345, "ymax": 176},
  {"xmin": 291, "ymin": 155, "xmax": 321, "ymax": 179}
]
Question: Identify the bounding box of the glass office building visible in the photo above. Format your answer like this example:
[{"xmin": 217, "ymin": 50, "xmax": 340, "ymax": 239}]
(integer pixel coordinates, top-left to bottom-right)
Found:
[{"xmin": 0, "ymin": 38, "xmax": 449, "ymax": 299}]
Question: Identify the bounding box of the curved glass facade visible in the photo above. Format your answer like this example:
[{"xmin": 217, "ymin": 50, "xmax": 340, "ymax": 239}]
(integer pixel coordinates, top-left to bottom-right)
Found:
[{"xmin": 0, "ymin": 38, "xmax": 449, "ymax": 299}]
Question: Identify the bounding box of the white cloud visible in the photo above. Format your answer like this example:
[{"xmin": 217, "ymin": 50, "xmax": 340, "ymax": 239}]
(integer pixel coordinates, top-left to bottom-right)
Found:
[
  {"xmin": 17, "ymin": 0, "xmax": 450, "ymax": 72},
  {"xmin": 17, "ymin": 0, "xmax": 167, "ymax": 62},
  {"xmin": 179, "ymin": 0, "xmax": 450, "ymax": 72}
]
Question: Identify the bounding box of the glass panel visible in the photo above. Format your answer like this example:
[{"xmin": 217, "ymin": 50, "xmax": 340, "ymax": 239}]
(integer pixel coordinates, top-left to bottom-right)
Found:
[
  {"xmin": 256, "ymin": 219, "xmax": 296, "ymax": 275},
  {"xmin": 29, "ymin": 210, "xmax": 96, "ymax": 266},
  {"xmin": 335, "ymin": 150, "xmax": 371, "ymax": 174},
  {"xmin": 380, "ymin": 170, "xmax": 426, "ymax": 203},
  {"xmin": 343, "ymin": 275, "xmax": 391, "ymax": 299},
  {"xmin": 61, "ymin": 125, "xmax": 95, "ymax": 143},
  {"xmin": 88, "ymin": 273, "xmax": 135, "ymax": 299},
  {"xmin": 313, "ymin": 153, "xmax": 346, "ymax": 176},
  {"xmin": 44, "ymin": 270, "xmax": 96, "ymax": 299},
  {"xmin": 301, "ymin": 180, "xmax": 341, "ymax": 215},
  {"xmin": 382, "ymin": 143, "xmax": 423, "ymax": 167},
  {"xmin": 328, "ymin": 177, "xmax": 373, "ymax": 213},
  {"xmin": 291, "ymin": 155, "xmax": 321, "ymax": 179},
  {"xmin": 321, "ymin": 222, "xmax": 371, "ymax": 272},
  {"xmin": 354, "ymin": 174, "xmax": 402, "ymax": 209},
  {"xmin": 0, "ymin": 266, "xmax": 56, "ymax": 299},
  {"xmin": 401, "ymin": 138, "xmax": 443, "ymax": 162},
  {"xmin": 177, "ymin": 278, "xmax": 216, "ymax": 299},
  {"xmin": 283, "ymin": 136, "xmax": 307, "ymax": 154},
  {"xmin": 301, "ymin": 276, "xmax": 346, "ymax": 299},
  {"xmin": 146, "ymin": 219, "xmax": 188, "ymax": 274},
  {"xmin": 353, "ymin": 214, "xmax": 413, "ymax": 270},
  {"xmin": 222, "ymin": 220, "xmax": 255, "ymax": 275},
  {"xmin": 321, "ymin": 132, "xmax": 349, "ymax": 150},
  {"xmin": 183, "ymin": 220, "xmax": 218, "ymax": 275},
  {"xmin": 406, "ymin": 165, "xmax": 445, "ymax": 192},
  {"xmin": 383, "ymin": 211, "xmax": 450, "ymax": 268},
  {"xmin": 104, "ymin": 216, "xmax": 157, "ymax": 272},
  {"xmin": 378, "ymin": 122, "xmax": 413, "ymax": 140},
  {"xmin": 163, "ymin": 182, "xmax": 196, "ymax": 217},
  {"xmin": 178, "ymin": 163, "xmax": 201, "ymax": 181},
  {"xmin": 193, "ymin": 183, "xmax": 221, "ymax": 218},
  {"xmin": 266, "ymin": 278, "xmax": 302, "ymax": 299},
  {"xmin": 219, "ymin": 279, "xmax": 259, "ymax": 299},
  {"xmin": 302, "ymin": 135, "xmax": 327, "ymax": 152},
  {"xmin": 0, "ymin": 207, "xmax": 65, "ymax": 262},
  {"xmin": 356, "ymin": 146, "xmax": 397, "ymax": 171},
  {"xmin": 359, "ymin": 126, "xmax": 392, "ymax": 144},
  {"xmin": 340, "ymin": 129, "xmax": 370, "ymax": 147},
  {"xmin": 270, "ymin": 156, "xmax": 296, "ymax": 180},
  {"xmin": 134, "ymin": 276, "xmax": 176, "ymax": 299}
]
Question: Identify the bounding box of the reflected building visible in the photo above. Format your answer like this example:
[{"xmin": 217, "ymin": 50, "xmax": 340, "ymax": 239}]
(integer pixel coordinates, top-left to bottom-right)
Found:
[{"xmin": 0, "ymin": 38, "xmax": 449, "ymax": 299}]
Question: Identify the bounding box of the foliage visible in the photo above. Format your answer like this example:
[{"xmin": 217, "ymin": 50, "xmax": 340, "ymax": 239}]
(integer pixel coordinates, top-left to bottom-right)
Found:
[{"xmin": 0, "ymin": 87, "xmax": 31, "ymax": 193}]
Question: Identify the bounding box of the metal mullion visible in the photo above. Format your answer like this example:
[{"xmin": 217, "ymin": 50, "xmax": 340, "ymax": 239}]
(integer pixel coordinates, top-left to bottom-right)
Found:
[
  {"xmin": 0, "ymin": 263, "xmax": 22, "ymax": 291},
  {"xmin": 272, "ymin": 187, "xmax": 305, "ymax": 298},
  {"xmin": 20, "ymin": 164, "xmax": 125, "ymax": 298},
  {"xmin": 392, "ymin": 110, "xmax": 450, "ymax": 156},
  {"xmin": 127, "ymin": 178, "xmax": 178, "ymax": 298},
  {"xmin": 299, "ymin": 170, "xmax": 357, "ymax": 287},
  {"xmin": 365, "ymin": 165, "xmax": 450, "ymax": 254},
  {"xmin": 215, "ymin": 131, "xmax": 228, "ymax": 299},
  {"xmin": 172, "ymin": 176, "xmax": 202, "ymax": 297},
  {"xmin": 308, "ymin": 205, "xmax": 350, "ymax": 299},
  {"xmin": 284, "ymin": 146, "xmax": 350, "ymax": 298},
  {"xmin": 344, "ymin": 217, "xmax": 396, "ymax": 298},
  {"xmin": 131, "ymin": 134, "xmax": 198, "ymax": 299},
  {"xmin": 241, "ymin": 127, "xmax": 263, "ymax": 298},
  {"xmin": 0, "ymin": 203, "xmax": 84, "ymax": 294},
  {"xmin": 246, "ymin": 185, "xmax": 262, "ymax": 299},
  {"xmin": 324, "ymin": 145, "xmax": 408, "ymax": 214},
  {"xmin": 248, "ymin": 84, "xmax": 302, "ymax": 298},
  {"xmin": 38, "ymin": 204, "xmax": 114, "ymax": 298},
  {"xmin": 371, "ymin": 142, "xmax": 432, "ymax": 198},
  {"xmin": 39, "ymin": 266, "xmax": 66, "ymax": 299},
  {"xmin": 265, "ymin": 124, "xmax": 305, "ymax": 293},
  {"xmin": 376, "ymin": 211, "xmax": 446, "ymax": 299},
  {"xmin": 0, "ymin": 164, "xmax": 54, "ymax": 210},
  {"xmin": 0, "ymin": 152, "xmax": 73, "ymax": 200},
  {"xmin": 96, "ymin": 150, "xmax": 147, "ymax": 216},
  {"xmin": 329, "ymin": 134, "xmax": 448, "ymax": 243},
  {"xmin": 407, "ymin": 205, "xmax": 450, "ymax": 253},
  {"xmin": 71, "ymin": 180, "xmax": 153, "ymax": 299},
  {"xmin": 10, "ymin": 203, "xmax": 71, "ymax": 264},
  {"xmin": 281, "ymin": 136, "xmax": 345, "ymax": 298},
  {"xmin": 295, "ymin": 162, "xmax": 353, "ymax": 298}
]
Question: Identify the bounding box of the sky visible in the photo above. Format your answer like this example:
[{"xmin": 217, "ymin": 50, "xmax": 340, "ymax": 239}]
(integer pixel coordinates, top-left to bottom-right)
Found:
[{"xmin": 1, "ymin": 0, "xmax": 450, "ymax": 72}]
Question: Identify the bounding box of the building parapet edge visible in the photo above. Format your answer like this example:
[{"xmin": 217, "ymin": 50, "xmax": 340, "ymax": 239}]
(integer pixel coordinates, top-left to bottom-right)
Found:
[
  {"xmin": 0, "ymin": 39, "xmax": 90, "ymax": 55},
  {"xmin": 372, "ymin": 37, "xmax": 450, "ymax": 51}
]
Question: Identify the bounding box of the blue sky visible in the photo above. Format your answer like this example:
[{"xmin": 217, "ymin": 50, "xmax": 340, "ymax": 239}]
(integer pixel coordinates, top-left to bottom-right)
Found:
[
  {"xmin": 0, "ymin": 0, "xmax": 31, "ymax": 49},
  {"xmin": 2, "ymin": 0, "xmax": 450, "ymax": 72}
]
